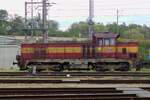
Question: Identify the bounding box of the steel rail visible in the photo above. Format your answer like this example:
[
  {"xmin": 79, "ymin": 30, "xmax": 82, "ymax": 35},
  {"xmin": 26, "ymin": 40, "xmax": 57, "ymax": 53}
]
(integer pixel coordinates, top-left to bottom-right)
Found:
[
  {"xmin": 0, "ymin": 88, "xmax": 123, "ymax": 95},
  {"xmin": 0, "ymin": 79, "xmax": 149, "ymax": 84},
  {"xmin": 0, "ymin": 94, "xmax": 137, "ymax": 99},
  {"xmin": 0, "ymin": 72, "xmax": 150, "ymax": 77},
  {"xmin": 0, "ymin": 88, "xmax": 149, "ymax": 100}
]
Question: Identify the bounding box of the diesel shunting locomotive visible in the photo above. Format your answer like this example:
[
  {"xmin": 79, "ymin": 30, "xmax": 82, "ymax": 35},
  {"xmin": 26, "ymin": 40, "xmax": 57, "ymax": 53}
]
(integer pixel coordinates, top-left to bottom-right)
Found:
[{"xmin": 14, "ymin": 32, "xmax": 139, "ymax": 72}]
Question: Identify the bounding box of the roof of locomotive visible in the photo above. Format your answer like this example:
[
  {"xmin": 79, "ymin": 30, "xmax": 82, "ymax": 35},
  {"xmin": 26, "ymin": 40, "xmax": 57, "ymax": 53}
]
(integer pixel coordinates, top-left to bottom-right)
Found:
[
  {"xmin": 93, "ymin": 32, "xmax": 119, "ymax": 38},
  {"xmin": 21, "ymin": 41, "xmax": 90, "ymax": 45}
]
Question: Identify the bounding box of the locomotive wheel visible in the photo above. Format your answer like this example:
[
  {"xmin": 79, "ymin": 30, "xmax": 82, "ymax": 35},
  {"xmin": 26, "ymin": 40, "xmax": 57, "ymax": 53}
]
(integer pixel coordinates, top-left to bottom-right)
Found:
[
  {"xmin": 95, "ymin": 66, "xmax": 108, "ymax": 72},
  {"xmin": 36, "ymin": 69, "xmax": 44, "ymax": 72},
  {"xmin": 135, "ymin": 63, "xmax": 142, "ymax": 71},
  {"xmin": 62, "ymin": 64, "xmax": 70, "ymax": 71},
  {"xmin": 87, "ymin": 65, "xmax": 93, "ymax": 70},
  {"xmin": 119, "ymin": 63, "xmax": 130, "ymax": 71},
  {"xmin": 95, "ymin": 67, "xmax": 101, "ymax": 71},
  {"xmin": 52, "ymin": 64, "xmax": 63, "ymax": 72}
]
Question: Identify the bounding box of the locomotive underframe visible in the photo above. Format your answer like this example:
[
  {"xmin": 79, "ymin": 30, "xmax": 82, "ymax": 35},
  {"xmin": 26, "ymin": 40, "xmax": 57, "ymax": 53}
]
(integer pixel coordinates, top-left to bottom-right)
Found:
[{"xmin": 18, "ymin": 58, "xmax": 135, "ymax": 72}]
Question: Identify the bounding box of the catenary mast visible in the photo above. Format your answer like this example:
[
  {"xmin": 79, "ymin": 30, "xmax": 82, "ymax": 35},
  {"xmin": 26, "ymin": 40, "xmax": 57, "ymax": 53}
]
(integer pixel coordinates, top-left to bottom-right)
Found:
[
  {"xmin": 88, "ymin": 0, "xmax": 94, "ymax": 41},
  {"xmin": 42, "ymin": 0, "xmax": 48, "ymax": 43}
]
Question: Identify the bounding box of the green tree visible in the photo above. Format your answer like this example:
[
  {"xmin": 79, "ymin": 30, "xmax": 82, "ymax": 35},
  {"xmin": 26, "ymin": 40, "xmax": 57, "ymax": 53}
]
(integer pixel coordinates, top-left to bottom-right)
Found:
[
  {"xmin": 0, "ymin": 9, "xmax": 9, "ymax": 35},
  {"xmin": 118, "ymin": 23, "xmax": 128, "ymax": 36},
  {"xmin": 122, "ymin": 28, "xmax": 144, "ymax": 40},
  {"xmin": 93, "ymin": 23, "xmax": 108, "ymax": 32},
  {"xmin": 0, "ymin": 9, "xmax": 8, "ymax": 20},
  {"xmin": 9, "ymin": 15, "xmax": 25, "ymax": 35},
  {"xmin": 0, "ymin": 20, "xmax": 10, "ymax": 35},
  {"xmin": 106, "ymin": 22, "xmax": 118, "ymax": 33},
  {"xmin": 48, "ymin": 20, "xmax": 59, "ymax": 35},
  {"xmin": 138, "ymin": 24, "xmax": 150, "ymax": 39},
  {"xmin": 68, "ymin": 21, "xmax": 89, "ymax": 37}
]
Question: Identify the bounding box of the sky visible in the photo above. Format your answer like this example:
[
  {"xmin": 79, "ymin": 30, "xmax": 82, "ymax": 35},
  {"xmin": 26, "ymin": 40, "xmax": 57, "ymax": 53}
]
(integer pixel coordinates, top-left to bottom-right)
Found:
[{"xmin": 1, "ymin": 0, "xmax": 150, "ymax": 30}]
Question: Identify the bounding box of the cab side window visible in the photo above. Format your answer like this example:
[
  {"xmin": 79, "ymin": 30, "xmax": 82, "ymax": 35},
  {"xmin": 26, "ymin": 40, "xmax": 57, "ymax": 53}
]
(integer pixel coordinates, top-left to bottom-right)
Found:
[
  {"xmin": 98, "ymin": 38, "xmax": 116, "ymax": 46},
  {"xmin": 98, "ymin": 39, "xmax": 103, "ymax": 46},
  {"xmin": 110, "ymin": 38, "xmax": 115, "ymax": 45},
  {"xmin": 104, "ymin": 39, "xmax": 110, "ymax": 46}
]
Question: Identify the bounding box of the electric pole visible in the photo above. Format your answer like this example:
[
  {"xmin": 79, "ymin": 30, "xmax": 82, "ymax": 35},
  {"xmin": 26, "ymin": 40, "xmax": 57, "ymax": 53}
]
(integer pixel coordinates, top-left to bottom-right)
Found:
[
  {"xmin": 117, "ymin": 9, "xmax": 119, "ymax": 34},
  {"xmin": 24, "ymin": 1, "xmax": 42, "ymax": 42},
  {"xmin": 42, "ymin": 0, "xmax": 48, "ymax": 43},
  {"xmin": 88, "ymin": 0, "xmax": 94, "ymax": 41},
  {"xmin": 31, "ymin": 0, "xmax": 34, "ymax": 37},
  {"xmin": 25, "ymin": 2, "xmax": 28, "ymax": 41},
  {"xmin": 24, "ymin": 0, "xmax": 53, "ymax": 43}
]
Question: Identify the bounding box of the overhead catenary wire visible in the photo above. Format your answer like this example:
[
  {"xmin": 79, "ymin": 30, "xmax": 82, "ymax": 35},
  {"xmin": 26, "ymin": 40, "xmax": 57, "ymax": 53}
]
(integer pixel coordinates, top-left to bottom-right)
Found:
[{"xmin": 8, "ymin": 0, "xmax": 150, "ymax": 30}]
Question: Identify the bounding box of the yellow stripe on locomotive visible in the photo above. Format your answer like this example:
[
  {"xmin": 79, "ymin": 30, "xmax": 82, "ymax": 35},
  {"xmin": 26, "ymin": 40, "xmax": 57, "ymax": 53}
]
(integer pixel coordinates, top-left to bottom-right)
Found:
[
  {"xmin": 46, "ymin": 47, "xmax": 82, "ymax": 53},
  {"xmin": 46, "ymin": 47, "xmax": 64, "ymax": 53},
  {"xmin": 117, "ymin": 47, "xmax": 138, "ymax": 53},
  {"xmin": 96, "ymin": 46, "xmax": 116, "ymax": 53},
  {"xmin": 65, "ymin": 47, "xmax": 82, "ymax": 53},
  {"xmin": 21, "ymin": 48, "xmax": 34, "ymax": 53}
]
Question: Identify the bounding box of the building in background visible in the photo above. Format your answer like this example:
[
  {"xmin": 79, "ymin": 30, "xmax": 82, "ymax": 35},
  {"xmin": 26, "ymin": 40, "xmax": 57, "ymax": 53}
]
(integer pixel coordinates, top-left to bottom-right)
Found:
[{"xmin": 0, "ymin": 36, "xmax": 20, "ymax": 67}]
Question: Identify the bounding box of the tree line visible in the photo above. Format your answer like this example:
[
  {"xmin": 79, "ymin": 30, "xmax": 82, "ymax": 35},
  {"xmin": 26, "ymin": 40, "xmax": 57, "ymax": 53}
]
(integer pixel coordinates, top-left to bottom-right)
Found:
[{"xmin": 0, "ymin": 9, "xmax": 150, "ymax": 41}]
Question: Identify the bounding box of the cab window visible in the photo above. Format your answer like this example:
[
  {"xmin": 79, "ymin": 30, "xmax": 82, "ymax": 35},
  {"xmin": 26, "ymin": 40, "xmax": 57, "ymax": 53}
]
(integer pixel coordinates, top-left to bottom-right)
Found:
[
  {"xmin": 110, "ymin": 38, "xmax": 115, "ymax": 45},
  {"xmin": 98, "ymin": 39, "xmax": 103, "ymax": 46},
  {"xmin": 104, "ymin": 38, "xmax": 110, "ymax": 46}
]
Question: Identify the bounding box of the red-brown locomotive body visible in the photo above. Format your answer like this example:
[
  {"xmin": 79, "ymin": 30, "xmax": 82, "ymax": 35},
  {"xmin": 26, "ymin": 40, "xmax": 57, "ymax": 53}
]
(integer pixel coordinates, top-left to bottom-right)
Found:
[{"xmin": 16, "ymin": 32, "xmax": 138, "ymax": 71}]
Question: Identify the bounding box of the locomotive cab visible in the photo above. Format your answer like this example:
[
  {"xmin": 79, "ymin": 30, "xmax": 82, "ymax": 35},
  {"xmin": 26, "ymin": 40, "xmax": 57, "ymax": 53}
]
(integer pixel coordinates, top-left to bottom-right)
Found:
[
  {"xmin": 91, "ymin": 32, "xmax": 138, "ymax": 71},
  {"xmin": 92, "ymin": 32, "xmax": 119, "ymax": 58}
]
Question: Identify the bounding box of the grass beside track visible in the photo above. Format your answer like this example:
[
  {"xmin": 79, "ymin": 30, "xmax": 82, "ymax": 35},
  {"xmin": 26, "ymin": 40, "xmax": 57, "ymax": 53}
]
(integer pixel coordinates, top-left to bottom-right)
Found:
[{"xmin": 0, "ymin": 67, "xmax": 21, "ymax": 72}]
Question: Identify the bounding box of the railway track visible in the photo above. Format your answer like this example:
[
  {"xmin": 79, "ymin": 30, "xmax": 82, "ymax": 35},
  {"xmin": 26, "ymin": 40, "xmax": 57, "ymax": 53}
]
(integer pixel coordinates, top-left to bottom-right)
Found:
[
  {"xmin": 0, "ymin": 72, "xmax": 150, "ymax": 99},
  {"xmin": 0, "ymin": 79, "xmax": 149, "ymax": 84},
  {"xmin": 0, "ymin": 72, "xmax": 149, "ymax": 84},
  {"xmin": 0, "ymin": 72, "xmax": 150, "ymax": 77},
  {"xmin": 0, "ymin": 88, "xmax": 149, "ymax": 100}
]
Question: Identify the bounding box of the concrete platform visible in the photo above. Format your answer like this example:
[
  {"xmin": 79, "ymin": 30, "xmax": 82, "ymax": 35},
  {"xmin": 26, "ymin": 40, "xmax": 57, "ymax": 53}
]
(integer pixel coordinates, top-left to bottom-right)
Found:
[{"xmin": 117, "ymin": 87, "xmax": 150, "ymax": 97}]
